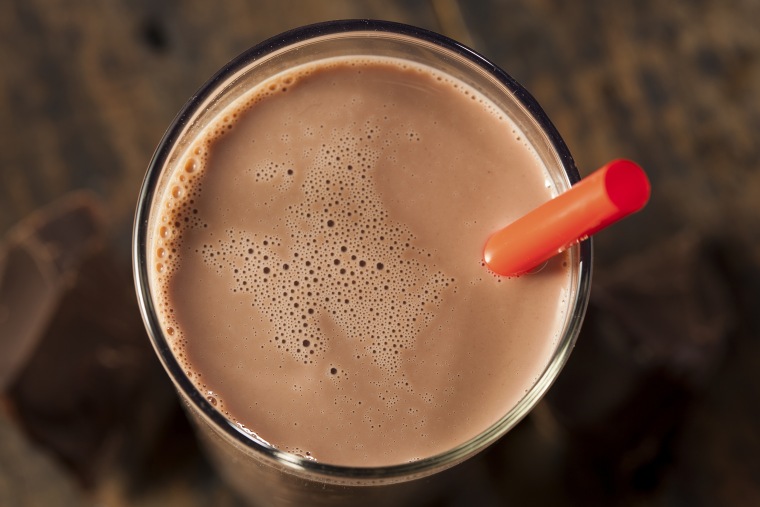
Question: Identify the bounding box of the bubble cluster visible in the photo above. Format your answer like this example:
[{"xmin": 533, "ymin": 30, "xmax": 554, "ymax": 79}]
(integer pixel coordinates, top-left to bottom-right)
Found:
[
  {"xmin": 196, "ymin": 122, "xmax": 454, "ymax": 372},
  {"xmin": 150, "ymin": 155, "xmax": 208, "ymax": 280}
]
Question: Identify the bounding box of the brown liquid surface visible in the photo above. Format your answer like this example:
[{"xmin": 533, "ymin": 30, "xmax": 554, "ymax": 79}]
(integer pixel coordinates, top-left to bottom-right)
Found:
[{"xmin": 149, "ymin": 58, "xmax": 571, "ymax": 466}]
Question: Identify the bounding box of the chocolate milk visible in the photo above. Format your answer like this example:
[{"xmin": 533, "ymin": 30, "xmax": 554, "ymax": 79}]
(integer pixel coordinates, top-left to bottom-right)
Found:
[{"xmin": 148, "ymin": 57, "xmax": 571, "ymax": 467}]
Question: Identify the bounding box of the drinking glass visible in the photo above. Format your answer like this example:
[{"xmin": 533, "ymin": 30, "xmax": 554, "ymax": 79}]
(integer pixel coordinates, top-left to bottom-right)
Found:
[{"xmin": 133, "ymin": 19, "xmax": 592, "ymax": 507}]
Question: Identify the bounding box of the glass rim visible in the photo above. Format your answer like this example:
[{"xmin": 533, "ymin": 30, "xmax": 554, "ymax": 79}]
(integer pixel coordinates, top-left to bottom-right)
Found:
[{"xmin": 133, "ymin": 19, "xmax": 592, "ymax": 483}]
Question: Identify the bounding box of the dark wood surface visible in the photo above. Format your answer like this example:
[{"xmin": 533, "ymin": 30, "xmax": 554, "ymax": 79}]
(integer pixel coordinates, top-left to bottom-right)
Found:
[{"xmin": 2, "ymin": 0, "xmax": 759, "ymax": 505}]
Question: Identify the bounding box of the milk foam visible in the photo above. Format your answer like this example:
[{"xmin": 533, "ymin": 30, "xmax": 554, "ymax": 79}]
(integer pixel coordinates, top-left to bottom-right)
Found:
[{"xmin": 148, "ymin": 57, "xmax": 571, "ymax": 466}]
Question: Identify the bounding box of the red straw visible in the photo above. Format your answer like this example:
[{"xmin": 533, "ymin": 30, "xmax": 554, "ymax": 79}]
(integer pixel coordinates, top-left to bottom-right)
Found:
[{"xmin": 483, "ymin": 159, "xmax": 651, "ymax": 276}]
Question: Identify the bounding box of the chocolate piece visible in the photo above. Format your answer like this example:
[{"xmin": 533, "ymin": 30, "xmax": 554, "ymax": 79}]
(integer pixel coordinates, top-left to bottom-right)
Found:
[{"xmin": 0, "ymin": 192, "xmax": 104, "ymax": 390}]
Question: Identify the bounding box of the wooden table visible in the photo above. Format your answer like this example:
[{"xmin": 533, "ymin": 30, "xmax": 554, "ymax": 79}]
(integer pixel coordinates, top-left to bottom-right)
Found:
[{"xmin": 2, "ymin": 1, "xmax": 759, "ymax": 505}]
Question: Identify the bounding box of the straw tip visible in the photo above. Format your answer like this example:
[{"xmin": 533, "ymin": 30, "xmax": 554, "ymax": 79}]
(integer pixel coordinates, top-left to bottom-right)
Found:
[
  {"xmin": 483, "ymin": 235, "xmax": 529, "ymax": 277},
  {"xmin": 604, "ymin": 159, "xmax": 651, "ymax": 214},
  {"xmin": 482, "ymin": 159, "xmax": 651, "ymax": 278}
]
